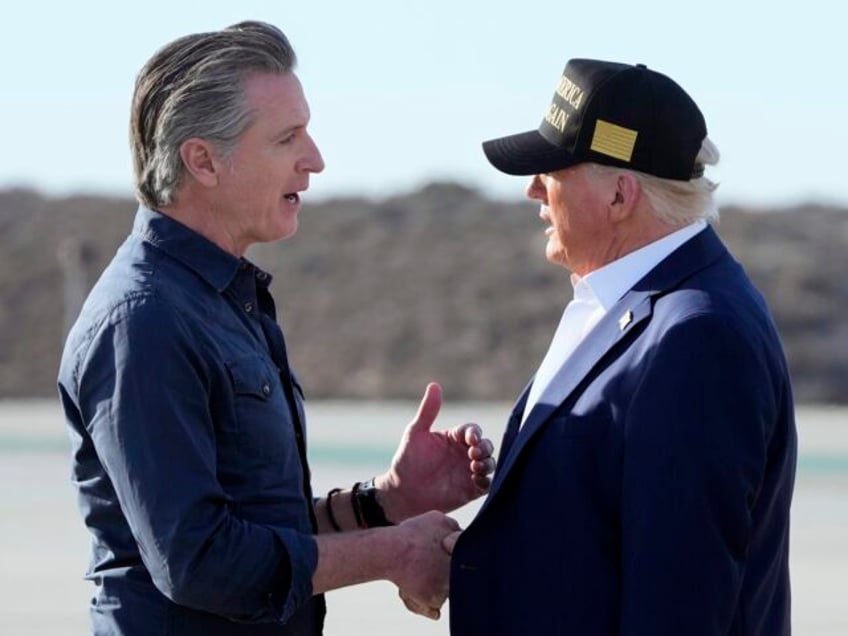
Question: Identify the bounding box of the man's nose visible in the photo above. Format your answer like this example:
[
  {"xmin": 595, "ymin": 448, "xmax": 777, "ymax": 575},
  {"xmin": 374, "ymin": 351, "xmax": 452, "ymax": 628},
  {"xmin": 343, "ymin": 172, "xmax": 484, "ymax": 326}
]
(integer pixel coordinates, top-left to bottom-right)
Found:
[
  {"xmin": 525, "ymin": 174, "xmax": 545, "ymax": 201},
  {"xmin": 298, "ymin": 134, "xmax": 325, "ymax": 174}
]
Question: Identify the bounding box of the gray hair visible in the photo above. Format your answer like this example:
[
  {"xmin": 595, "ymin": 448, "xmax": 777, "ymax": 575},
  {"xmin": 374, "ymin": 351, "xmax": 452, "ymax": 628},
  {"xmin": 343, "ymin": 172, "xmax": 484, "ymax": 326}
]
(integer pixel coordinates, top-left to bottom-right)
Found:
[
  {"xmin": 588, "ymin": 137, "xmax": 721, "ymax": 227},
  {"xmin": 633, "ymin": 137, "xmax": 721, "ymax": 226},
  {"xmin": 130, "ymin": 21, "xmax": 297, "ymax": 209}
]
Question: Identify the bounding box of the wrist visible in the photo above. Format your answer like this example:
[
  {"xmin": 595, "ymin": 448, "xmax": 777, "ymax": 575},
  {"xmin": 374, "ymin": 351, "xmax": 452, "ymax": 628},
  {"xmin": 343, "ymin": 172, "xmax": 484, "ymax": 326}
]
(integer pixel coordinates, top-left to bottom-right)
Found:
[
  {"xmin": 373, "ymin": 472, "xmax": 415, "ymax": 523},
  {"xmin": 325, "ymin": 488, "xmax": 343, "ymax": 532},
  {"xmin": 352, "ymin": 477, "xmax": 395, "ymax": 527},
  {"xmin": 311, "ymin": 524, "xmax": 406, "ymax": 593},
  {"xmin": 378, "ymin": 521, "xmax": 426, "ymax": 590}
]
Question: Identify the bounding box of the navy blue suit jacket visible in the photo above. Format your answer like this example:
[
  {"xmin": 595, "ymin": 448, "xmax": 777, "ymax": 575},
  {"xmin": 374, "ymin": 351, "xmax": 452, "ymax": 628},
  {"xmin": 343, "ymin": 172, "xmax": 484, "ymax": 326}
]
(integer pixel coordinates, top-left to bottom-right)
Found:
[{"xmin": 450, "ymin": 227, "xmax": 797, "ymax": 635}]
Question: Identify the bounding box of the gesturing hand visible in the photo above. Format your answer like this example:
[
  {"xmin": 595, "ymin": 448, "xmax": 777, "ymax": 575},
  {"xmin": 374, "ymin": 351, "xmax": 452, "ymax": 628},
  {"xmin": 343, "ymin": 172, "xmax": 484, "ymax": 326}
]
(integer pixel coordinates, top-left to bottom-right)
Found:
[{"xmin": 375, "ymin": 382, "xmax": 496, "ymax": 522}]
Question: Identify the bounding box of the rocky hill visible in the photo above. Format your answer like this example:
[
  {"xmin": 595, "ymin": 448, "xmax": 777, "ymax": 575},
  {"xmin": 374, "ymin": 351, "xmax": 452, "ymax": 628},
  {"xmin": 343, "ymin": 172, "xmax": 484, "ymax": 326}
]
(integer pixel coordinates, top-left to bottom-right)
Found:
[{"xmin": 1, "ymin": 184, "xmax": 845, "ymax": 403}]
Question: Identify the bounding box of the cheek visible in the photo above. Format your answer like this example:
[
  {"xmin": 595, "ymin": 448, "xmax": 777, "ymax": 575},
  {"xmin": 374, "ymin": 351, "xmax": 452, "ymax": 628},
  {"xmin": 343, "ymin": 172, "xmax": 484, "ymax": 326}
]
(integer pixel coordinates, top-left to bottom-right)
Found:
[{"xmin": 550, "ymin": 204, "xmax": 572, "ymax": 237}]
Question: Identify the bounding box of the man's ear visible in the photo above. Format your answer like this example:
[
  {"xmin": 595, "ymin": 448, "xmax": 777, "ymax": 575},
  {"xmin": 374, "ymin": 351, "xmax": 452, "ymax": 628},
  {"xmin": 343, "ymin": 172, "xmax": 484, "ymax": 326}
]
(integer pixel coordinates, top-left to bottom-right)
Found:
[
  {"xmin": 610, "ymin": 172, "xmax": 641, "ymax": 222},
  {"xmin": 179, "ymin": 138, "xmax": 222, "ymax": 188}
]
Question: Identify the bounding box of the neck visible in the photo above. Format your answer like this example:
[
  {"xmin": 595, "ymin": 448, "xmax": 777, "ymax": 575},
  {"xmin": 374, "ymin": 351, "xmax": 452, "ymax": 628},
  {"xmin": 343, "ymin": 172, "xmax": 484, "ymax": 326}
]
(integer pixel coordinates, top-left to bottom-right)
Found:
[
  {"xmin": 159, "ymin": 191, "xmax": 245, "ymax": 257},
  {"xmin": 573, "ymin": 208, "xmax": 679, "ymax": 278}
]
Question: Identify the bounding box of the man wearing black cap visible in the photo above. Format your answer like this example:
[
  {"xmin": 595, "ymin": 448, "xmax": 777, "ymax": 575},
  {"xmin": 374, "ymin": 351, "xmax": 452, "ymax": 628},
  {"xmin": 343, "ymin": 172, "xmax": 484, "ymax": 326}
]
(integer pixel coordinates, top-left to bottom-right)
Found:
[{"xmin": 447, "ymin": 59, "xmax": 797, "ymax": 634}]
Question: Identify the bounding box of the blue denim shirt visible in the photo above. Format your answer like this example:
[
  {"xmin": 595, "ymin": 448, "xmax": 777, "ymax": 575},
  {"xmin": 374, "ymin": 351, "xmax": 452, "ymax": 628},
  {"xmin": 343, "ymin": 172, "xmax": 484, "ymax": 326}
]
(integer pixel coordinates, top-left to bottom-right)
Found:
[{"xmin": 58, "ymin": 207, "xmax": 324, "ymax": 635}]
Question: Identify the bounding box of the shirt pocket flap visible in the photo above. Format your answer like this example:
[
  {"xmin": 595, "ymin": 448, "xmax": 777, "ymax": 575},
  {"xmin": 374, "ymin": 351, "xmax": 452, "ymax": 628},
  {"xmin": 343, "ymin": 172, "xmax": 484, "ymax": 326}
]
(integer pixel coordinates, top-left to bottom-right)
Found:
[{"xmin": 225, "ymin": 355, "xmax": 276, "ymax": 400}]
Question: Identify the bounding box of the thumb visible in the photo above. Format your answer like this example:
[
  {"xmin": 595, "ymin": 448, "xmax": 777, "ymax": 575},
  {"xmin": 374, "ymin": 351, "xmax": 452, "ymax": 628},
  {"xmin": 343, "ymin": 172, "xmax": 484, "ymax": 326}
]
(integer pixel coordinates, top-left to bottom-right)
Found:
[
  {"xmin": 442, "ymin": 530, "xmax": 462, "ymax": 555},
  {"xmin": 408, "ymin": 382, "xmax": 442, "ymax": 435}
]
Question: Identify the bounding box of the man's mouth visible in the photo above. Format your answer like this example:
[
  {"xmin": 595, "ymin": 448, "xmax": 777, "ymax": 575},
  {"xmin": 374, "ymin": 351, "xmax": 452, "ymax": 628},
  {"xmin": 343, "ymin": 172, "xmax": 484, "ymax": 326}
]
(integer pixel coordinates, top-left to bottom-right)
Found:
[{"xmin": 284, "ymin": 193, "xmax": 300, "ymax": 204}]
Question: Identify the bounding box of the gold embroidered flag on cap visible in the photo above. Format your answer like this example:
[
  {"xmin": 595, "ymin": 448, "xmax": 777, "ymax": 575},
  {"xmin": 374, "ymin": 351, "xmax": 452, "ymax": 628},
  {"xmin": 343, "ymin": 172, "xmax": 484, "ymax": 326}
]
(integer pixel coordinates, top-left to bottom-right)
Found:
[{"xmin": 591, "ymin": 120, "xmax": 638, "ymax": 163}]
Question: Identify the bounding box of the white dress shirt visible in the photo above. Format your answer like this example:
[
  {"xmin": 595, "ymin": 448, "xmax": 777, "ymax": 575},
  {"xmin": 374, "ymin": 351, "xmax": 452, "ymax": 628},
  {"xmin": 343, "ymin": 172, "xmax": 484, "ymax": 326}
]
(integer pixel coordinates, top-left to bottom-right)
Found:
[{"xmin": 522, "ymin": 220, "xmax": 707, "ymax": 423}]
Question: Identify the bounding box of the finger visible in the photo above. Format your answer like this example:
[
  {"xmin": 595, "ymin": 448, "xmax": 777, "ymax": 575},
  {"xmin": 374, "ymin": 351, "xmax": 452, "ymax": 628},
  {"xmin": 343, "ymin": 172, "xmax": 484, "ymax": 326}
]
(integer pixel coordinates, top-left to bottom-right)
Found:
[
  {"xmin": 408, "ymin": 382, "xmax": 442, "ymax": 435},
  {"xmin": 443, "ymin": 529, "xmax": 462, "ymax": 554},
  {"xmin": 399, "ymin": 593, "xmax": 419, "ymax": 613},
  {"xmin": 462, "ymin": 422, "xmax": 482, "ymax": 446},
  {"xmin": 471, "ymin": 457, "xmax": 496, "ymax": 476},
  {"xmin": 444, "ymin": 515, "xmax": 462, "ymax": 532},
  {"xmin": 472, "ymin": 474, "xmax": 492, "ymax": 491},
  {"xmin": 399, "ymin": 591, "xmax": 440, "ymax": 620},
  {"xmin": 447, "ymin": 421, "xmax": 480, "ymax": 446},
  {"xmin": 464, "ymin": 423, "xmax": 481, "ymax": 446},
  {"xmin": 468, "ymin": 438, "xmax": 495, "ymax": 461}
]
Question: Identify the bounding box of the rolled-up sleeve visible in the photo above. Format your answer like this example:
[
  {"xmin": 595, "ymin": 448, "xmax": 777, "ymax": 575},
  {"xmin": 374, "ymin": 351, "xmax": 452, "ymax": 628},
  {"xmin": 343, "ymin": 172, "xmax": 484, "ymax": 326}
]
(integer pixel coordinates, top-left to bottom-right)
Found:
[{"xmin": 75, "ymin": 294, "xmax": 316, "ymax": 623}]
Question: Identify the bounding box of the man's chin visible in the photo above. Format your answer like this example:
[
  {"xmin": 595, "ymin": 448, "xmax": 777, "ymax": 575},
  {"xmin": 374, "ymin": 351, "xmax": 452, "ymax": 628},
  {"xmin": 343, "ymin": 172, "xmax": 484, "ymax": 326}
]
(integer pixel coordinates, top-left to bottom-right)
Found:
[
  {"xmin": 275, "ymin": 224, "xmax": 299, "ymax": 242},
  {"xmin": 259, "ymin": 220, "xmax": 299, "ymax": 246},
  {"xmin": 545, "ymin": 245, "xmax": 566, "ymax": 268}
]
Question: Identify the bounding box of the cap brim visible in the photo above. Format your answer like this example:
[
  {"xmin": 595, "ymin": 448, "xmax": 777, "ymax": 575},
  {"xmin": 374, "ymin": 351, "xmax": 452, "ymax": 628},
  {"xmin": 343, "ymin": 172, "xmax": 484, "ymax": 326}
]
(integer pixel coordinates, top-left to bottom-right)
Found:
[{"xmin": 482, "ymin": 130, "xmax": 579, "ymax": 176}]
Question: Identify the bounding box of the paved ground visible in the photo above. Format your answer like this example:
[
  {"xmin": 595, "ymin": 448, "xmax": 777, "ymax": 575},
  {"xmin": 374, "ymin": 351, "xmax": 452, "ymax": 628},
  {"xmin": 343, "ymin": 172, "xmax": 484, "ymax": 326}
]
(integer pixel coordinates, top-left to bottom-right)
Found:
[{"xmin": 1, "ymin": 400, "xmax": 845, "ymax": 634}]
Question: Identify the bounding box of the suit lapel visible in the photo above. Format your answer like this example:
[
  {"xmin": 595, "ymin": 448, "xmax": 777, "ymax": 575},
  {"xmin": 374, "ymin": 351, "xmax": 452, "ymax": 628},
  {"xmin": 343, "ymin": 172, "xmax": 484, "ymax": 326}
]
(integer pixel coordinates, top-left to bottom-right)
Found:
[
  {"xmin": 481, "ymin": 226, "xmax": 729, "ymax": 509},
  {"xmin": 484, "ymin": 290, "xmax": 652, "ymax": 504},
  {"xmin": 497, "ymin": 385, "xmax": 530, "ymax": 462}
]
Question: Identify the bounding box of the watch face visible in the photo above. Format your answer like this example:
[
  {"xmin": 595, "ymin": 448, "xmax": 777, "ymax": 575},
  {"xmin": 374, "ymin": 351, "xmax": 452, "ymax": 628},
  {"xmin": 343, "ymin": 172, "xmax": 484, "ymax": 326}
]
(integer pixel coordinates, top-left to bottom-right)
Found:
[{"xmin": 355, "ymin": 480, "xmax": 392, "ymax": 527}]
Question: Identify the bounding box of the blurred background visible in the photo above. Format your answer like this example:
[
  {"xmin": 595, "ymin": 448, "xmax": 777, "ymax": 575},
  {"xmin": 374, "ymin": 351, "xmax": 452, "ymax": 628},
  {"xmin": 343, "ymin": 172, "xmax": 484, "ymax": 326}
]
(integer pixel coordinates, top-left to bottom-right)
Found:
[{"xmin": 1, "ymin": 1, "xmax": 846, "ymax": 634}]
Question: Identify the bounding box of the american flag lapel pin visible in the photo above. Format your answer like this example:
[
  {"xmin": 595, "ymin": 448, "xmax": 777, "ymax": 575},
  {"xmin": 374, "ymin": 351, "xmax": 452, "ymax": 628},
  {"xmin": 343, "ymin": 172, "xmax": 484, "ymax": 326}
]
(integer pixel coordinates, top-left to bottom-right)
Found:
[{"xmin": 618, "ymin": 310, "xmax": 633, "ymax": 331}]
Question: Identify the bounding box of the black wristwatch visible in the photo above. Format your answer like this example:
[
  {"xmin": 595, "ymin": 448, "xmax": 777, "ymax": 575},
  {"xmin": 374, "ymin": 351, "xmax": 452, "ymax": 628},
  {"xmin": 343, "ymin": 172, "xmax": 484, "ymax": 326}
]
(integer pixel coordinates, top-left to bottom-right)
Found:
[{"xmin": 352, "ymin": 478, "xmax": 394, "ymax": 528}]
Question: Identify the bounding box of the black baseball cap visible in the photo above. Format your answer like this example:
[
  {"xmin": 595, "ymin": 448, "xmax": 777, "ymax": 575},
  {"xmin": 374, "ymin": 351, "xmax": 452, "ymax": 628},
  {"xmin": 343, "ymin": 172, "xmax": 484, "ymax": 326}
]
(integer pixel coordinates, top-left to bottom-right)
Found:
[{"xmin": 483, "ymin": 59, "xmax": 707, "ymax": 180}]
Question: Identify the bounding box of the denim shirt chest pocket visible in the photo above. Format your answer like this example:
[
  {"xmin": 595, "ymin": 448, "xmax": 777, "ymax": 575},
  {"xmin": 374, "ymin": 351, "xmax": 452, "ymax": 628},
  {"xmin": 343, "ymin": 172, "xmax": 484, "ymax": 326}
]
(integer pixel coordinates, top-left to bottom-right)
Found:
[{"xmin": 223, "ymin": 354, "xmax": 297, "ymax": 465}]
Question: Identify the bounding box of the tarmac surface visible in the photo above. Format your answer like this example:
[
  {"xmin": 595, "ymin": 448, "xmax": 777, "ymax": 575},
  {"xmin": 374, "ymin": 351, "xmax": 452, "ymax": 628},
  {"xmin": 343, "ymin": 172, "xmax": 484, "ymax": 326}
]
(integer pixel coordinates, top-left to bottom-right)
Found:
[{"xmin": 1, "ymin": 400, "xmax": 846, "ymax": 634}]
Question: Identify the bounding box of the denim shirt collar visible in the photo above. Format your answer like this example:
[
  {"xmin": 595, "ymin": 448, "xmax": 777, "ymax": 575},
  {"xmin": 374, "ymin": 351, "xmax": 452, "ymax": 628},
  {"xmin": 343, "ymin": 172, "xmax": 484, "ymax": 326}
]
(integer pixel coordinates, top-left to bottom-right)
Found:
[{"xmin": 132, "ymin": 206, "xmax": 269, "ymax": 293}]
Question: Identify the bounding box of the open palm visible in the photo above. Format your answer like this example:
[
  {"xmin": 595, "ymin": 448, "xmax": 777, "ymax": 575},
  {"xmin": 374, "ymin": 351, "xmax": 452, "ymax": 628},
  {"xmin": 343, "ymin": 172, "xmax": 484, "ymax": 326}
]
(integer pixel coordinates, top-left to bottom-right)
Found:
[{"xmin": 376, "ymin": 383, "xmax": 495, "ymax": 520}]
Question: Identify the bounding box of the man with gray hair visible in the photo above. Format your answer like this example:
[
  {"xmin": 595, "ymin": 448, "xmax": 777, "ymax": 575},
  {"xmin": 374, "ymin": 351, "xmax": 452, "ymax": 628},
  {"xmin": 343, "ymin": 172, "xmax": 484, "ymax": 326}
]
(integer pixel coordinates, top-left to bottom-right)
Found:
[
  {"xmin": 448, "ymin": 59, "xmax": 797, "ymax": 634},
  {"xmin": 58, "ymin": 21, "xmax": 494, "ymax": 635}
]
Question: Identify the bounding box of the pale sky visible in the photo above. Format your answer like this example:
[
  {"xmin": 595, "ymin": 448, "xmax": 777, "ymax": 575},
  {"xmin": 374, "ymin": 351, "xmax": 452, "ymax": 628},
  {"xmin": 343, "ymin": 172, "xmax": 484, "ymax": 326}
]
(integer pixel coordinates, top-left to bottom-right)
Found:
[{"xmin": 1, "ymin": 0, "xmax": 844, "ymax": 208}]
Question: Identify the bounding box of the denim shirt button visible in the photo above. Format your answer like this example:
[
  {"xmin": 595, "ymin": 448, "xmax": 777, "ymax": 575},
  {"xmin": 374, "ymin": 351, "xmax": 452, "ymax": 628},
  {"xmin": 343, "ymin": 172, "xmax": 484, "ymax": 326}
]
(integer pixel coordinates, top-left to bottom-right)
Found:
[{"xmin": 243, "ymin": 301, "xmax": 254, "ymax": 313}]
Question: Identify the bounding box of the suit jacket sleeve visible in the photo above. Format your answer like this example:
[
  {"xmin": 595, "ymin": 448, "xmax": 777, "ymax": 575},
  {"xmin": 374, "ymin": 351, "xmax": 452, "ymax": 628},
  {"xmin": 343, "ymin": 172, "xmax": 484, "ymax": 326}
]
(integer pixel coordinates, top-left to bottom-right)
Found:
[{"xmin": 619, "ymin": 312, "xmax": 779, "ymax": 634}]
